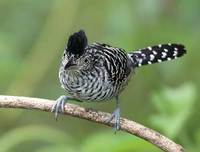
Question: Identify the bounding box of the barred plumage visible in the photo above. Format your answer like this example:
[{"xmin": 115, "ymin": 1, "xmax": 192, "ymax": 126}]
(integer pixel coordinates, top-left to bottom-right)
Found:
[
  {"xmin": 52, "ymin": 30, "xmax": 186, "ymax": 130},
  {"xmin": 59, "ymin": 40, "xmax": 132, "ymax": 101},
  {"xmin": 128, "ymin": 43, "xmax": 186, "ymax": 67}
]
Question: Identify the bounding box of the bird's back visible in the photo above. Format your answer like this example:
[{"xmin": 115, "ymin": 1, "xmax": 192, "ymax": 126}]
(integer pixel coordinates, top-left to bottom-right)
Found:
[{"xmin": 89, "ymin": 43, "xmax": 133, "ymax": 87}]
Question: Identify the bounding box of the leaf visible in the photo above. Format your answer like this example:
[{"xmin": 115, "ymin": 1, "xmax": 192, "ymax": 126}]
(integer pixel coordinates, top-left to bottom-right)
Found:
[
  {"xmin": 0, "ymin": 125, "xmax": 72, "ymax": 152},
  {"xmin": 150, "ymin": 83, "xmax": 197, "ymax": 139},
  {"xmin": 81, "ymin": 131, "xmax": 161, "ymax": 152},
  {"xmin": 35, "ymin": 145, "xmax": 76, "ymax": 152}
]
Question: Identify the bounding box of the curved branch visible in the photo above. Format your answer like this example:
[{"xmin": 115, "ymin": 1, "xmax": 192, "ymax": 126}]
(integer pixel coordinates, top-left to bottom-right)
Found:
[{"xmin": 0, "ymin": 95, "xmax": 184, "ymax": 152}]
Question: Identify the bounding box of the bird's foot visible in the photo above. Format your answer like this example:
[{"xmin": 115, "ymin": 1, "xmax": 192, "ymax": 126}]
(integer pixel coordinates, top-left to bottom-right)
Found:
[
  {"xmin": 51, "ymin": 95, "xmax": 69, "ymax": 120},
  {"xmin": 106, "ymin": 107, "xmax": 120, "ymax": 132}
]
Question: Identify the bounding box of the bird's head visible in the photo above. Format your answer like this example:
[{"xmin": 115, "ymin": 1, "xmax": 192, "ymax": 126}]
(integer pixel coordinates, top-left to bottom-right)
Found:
[{"xmin": 62, "ymin": 30, "xmax": 93, "ymax": 71}]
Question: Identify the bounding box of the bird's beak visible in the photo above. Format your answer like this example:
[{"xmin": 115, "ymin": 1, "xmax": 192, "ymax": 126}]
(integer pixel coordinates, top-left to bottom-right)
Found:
[{"xmin": 64, "ymin": 56, "xmax": 76, "ymax": 70}]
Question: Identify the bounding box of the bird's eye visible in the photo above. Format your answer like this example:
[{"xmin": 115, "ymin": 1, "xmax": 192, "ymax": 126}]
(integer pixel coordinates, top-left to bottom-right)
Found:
[{"xmin": 84, "ymin": 58, "xmax": 89, "ymax": 63}]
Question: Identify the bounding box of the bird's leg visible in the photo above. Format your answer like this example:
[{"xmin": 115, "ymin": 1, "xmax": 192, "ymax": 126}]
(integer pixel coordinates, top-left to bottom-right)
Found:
[
  {"xmin": 106, "ymin": 96, "xmax": 121, "ymax": 132},
  {"xmin": 51, "ymin": 95, "xmax": 71, "ymax": 121}
]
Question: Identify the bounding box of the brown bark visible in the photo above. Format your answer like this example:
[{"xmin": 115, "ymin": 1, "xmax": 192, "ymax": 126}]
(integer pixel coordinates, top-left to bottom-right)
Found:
[{"xmin": 0, "ymin": 95, "xmax": 184, "ymax": 152}]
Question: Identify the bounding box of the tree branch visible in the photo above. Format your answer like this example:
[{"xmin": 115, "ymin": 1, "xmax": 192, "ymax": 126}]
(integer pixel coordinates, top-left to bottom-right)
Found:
[{"xmin": 0, "ymin": 95, "xmax": 184, "ymax": 152}]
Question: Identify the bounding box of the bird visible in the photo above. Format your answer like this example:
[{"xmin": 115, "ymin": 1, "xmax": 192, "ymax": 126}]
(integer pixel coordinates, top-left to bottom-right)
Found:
[{"xmin": 51, "ymin": 30, "xmax": 186, "ymax": 131}]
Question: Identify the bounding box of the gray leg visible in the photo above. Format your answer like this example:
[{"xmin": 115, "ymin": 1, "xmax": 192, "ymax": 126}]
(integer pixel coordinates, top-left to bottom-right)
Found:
[
  {"xmin": 51, "ymin": 95, "xmax": 70, "ymax": 120},
  {"xmin": 106, "ymin": 96, "xmax": 120, "ymax": 132}
]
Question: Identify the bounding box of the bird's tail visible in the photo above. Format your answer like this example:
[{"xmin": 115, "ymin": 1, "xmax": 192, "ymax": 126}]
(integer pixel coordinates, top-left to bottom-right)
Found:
[{"xmin": 127, "ymin": 43, "xmax": 186, "ymax": 67}]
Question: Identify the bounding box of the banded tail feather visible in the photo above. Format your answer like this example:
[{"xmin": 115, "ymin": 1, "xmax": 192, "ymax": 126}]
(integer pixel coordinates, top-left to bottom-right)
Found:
[{"xmin": 128, "ymin": 43, "xmax": 186, "ymax": 67}]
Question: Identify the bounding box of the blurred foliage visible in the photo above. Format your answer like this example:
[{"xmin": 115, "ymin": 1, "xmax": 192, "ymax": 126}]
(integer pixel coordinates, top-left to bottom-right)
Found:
[
  {"xmin": 0, "ymin": 0, "xmax": 199, "ymax": 152},
  {"xmin": 150, "ymin": 83, "xmax": 196, "ymax": 139},
  {"xmin": 81, "ymin": 132, "xmax": 161, "ymax": 152},
  {"xmin": 0, "ymin": 126, "xmax": 73, "ymax": 152}
]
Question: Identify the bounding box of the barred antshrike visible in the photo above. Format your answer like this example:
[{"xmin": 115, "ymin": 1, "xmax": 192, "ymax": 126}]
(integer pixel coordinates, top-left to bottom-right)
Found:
[{"xmin": 51, "ymin": 30, "xmax": 186, "ymax": 131}]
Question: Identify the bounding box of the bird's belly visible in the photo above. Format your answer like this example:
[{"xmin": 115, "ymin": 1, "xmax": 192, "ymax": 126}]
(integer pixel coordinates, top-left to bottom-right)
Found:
[
  {"xmin": 63, "ymin": 78, "xmax": 131, "ymax": 102},
  {"xmin": 60, "ymin": 71, "xmax": 119, "ymax": 101}
]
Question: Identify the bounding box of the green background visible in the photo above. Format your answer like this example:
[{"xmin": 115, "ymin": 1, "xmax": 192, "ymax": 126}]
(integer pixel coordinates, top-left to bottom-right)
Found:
[{"xmin": 0, "ymin": 0, "xmax": 199, "ymax": 152}]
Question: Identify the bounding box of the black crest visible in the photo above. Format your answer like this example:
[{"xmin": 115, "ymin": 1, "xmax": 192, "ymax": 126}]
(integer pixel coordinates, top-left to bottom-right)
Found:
[{"xmin": 67, "ymin": 30, "xmax": 88, "ymax": 55}]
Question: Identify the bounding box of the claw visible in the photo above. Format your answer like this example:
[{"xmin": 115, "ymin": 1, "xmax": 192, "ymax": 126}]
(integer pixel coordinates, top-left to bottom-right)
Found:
[
  {"xmin": 51, "ymin": 95, "xmax": 68, "ymax": 120},
  {"xmin": 106, "ymin": 107, "xmax": 120, "ymax": 132}
]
